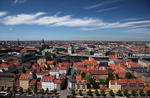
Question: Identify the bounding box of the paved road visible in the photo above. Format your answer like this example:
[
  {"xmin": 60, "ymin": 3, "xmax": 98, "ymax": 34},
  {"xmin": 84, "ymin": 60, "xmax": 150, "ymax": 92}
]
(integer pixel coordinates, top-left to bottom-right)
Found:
[{"xmin": 60, "ymin": 89, "xmax": 68, "ymax": 98}]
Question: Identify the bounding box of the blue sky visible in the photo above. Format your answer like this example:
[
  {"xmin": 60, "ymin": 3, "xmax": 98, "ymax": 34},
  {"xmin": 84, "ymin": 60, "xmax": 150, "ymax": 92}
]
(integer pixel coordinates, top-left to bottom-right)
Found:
[{"xmin": 0, "ymin": 0, "xmax": 150, "ymax": 41}]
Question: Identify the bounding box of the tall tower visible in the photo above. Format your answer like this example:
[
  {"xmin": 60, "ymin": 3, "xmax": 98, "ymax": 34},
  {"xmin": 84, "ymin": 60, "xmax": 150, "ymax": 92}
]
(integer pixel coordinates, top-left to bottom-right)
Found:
[
  {"xmin": 41, "ymin": 38, "xmax": 45, "ymax": 45},
  {"xmin": 68, "ymin": 44, "xmax": 73, "ymax": 55},
  {"xmin": 17, "ymin": 39, "xmax": 20, "ymax": 46}
]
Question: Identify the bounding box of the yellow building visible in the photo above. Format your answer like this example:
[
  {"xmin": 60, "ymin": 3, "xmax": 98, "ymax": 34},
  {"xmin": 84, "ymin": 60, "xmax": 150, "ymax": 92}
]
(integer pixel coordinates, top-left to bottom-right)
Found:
[{"xmin": 19, "ymin": 73, "xmax": 30, "ymax": 90}]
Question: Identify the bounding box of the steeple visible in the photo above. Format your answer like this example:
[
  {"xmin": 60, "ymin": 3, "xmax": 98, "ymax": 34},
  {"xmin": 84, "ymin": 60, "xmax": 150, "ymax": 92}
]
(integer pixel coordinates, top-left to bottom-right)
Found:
[
  {"xmin": 17, "ymin": 39, "xmax": 20, "ymax": 46},
  {"xmin": 42, "ymin": 38, "xmax": 45, "ymax": 45}
]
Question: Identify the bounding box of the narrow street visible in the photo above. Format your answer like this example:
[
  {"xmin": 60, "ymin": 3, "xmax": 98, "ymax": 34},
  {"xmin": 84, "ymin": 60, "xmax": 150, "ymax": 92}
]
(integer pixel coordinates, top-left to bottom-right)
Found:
[{"xmin": 59, "ymin": 88, "xmax": 68, "ymax": 98}]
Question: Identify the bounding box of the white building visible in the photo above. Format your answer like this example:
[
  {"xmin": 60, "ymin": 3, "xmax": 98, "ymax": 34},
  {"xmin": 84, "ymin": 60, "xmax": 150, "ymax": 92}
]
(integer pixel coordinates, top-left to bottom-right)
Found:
[
  {"xmin": 138, "ymin": 59, "xmax": 150, "ymax": 68},
  {"xmin": 68, "ymin": 46, "xmax": 72, "ymax": 55},
  {"xmin": 41, "ymin": 75, "xmax": 57, "ymax": 91},
  {"xmin": 59, "ymin": 69, "xmax": 67, "ymax": 74}
]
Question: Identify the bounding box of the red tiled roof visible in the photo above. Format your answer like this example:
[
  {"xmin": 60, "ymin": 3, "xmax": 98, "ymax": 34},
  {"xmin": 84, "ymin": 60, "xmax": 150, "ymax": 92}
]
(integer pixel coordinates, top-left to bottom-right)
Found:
[
  {"xmin": 110, "ymin": 79, "xmax": 144, "ymax": 85},
  {"xmin": 20, "ymin": 73, "xmax": 30, "ymax": 80},
  {"xmin": 126, "ymin": 62, "xmax": 139, "ymax": 68},
  {"xmin": 42, "ymin": 75, "xmax": 55, "ymax": 82},
  {"xmin": 36, "ymin": 70, "xmax": 49, "ymax": 75},
  {"xmin": 91, "ymin": 70, "xmax": 108, "ymax": 75},
  {"xmin": 54, "ymin": 80, "xmax": 62, "ymax": 84},
  {"xmin": 47, "ymin": 61, "xmax": 54, "ymax": 65}
]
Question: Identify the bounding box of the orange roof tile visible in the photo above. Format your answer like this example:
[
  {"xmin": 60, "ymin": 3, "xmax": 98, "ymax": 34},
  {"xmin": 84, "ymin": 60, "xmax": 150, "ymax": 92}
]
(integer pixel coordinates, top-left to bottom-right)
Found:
[
  {"xmin": 20, "ymin": 73, "xmax": 30, "ymax": 80},
  {"xmin": 42, "ymin": 75, "xmax": 54, "ymax": 82}
]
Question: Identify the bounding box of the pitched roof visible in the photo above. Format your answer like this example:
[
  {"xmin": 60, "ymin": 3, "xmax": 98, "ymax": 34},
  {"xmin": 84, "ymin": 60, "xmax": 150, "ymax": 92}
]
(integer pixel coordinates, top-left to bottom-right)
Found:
[
  {"xmin": 110, "ymin": 79, "xmax": 144, "ymax": 85},
  {"xmin": 42, "ymin": 75, "xmax": 55, "ymax": 82},
  {"xmin": 19, "ymin": 73, "xmax": 30, "ymax": 80}
]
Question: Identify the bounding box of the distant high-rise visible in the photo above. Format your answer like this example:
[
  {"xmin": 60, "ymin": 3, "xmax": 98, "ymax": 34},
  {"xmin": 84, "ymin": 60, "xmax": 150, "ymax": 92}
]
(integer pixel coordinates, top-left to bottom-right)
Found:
[
  {"xmin": 41, "ymin": 38, "xmax": 49, "ymax": 50},
  {"xmin": 17, "ymin": 39, "xmax": 21, "ymax": 46}
]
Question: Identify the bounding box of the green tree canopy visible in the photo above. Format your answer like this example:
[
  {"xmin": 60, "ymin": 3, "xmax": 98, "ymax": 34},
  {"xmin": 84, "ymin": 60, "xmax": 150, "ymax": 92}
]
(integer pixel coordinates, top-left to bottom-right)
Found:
[
  {"xmin": 87, "ymin": 89, "xmax": 93, "ymax": 96},
  {"xmin": 79, "ymin": 90, "xmax": 83, "ymax": 96},
  {"xmin": 139, "ymin": 90, "xmax": 145, "ymax": 96},
  {"xmin": 22, "ymin": 66, "xmax": 26, "ymax": 73},
  {"xmin": 95, "ymin": 89, "xmax": 100, "ymax": 96},
  {"xmin": 124, "ymin": 90, "xmax": 130, "ymax": 97},
  {"xmin": 125, "ymin": 72, "xmax": 135, "ymax": 79},
  {"xmin": 147, "ymin": 90, "xmax": 150, "ymax": 96},
  {"xmin": 33, "ymin": 88, "xmax": 37, "ymax": 94},
  {"xmin": 109, "ymin": 90, "xmax": 115, "ymax": 96},
  {"xmin": 117, "ymin": 90, "xmax": 122, "ymax": 96},
  {"xmin": 40, "ymin": 89, "xmax": 44, "ymax": 94},
  {"xmin": 27, "ymin": 88, "xmax": 32, "ymax": 94},
  {"xmin": 53, "ymin": 89, "xmax": 57, "ymax": 95},
  {"xmin": 72, "ymin": 89, "xmax": 76, "ymax": 95},
  {"xmin": 132, "ymin": 90, "xmax": 137, "ymax": 96},
  {"xmin": 45, "ymin": 88, "xmax": 49, "ymax": 94},
  {"xmin": 19, "ymin": 87, "xmax": 23, "ymax": 94},
  {"xmin": 81, "ymin": 72, "xmax": 86, "ymax": 79},
  {"xmin": 101, "ymin": 89, "xmax": 106, "ymax": 96}
]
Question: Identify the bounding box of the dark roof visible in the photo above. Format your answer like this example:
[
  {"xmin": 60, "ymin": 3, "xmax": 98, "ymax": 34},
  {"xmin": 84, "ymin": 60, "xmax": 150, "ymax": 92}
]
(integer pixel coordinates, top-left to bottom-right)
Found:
[
  {"xmin": 0, "ymin": 73, "xmax": 15, "ymax": 78},
  {"xmin": 130, "ymin": 67, "xmax": 148, "ymax": 73}
]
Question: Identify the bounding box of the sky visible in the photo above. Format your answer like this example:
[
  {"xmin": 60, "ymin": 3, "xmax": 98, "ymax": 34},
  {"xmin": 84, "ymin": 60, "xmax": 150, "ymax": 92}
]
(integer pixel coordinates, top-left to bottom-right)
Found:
[{"xmin": 0, "ymin": 0, "xmax": 150, "ymax": 41}]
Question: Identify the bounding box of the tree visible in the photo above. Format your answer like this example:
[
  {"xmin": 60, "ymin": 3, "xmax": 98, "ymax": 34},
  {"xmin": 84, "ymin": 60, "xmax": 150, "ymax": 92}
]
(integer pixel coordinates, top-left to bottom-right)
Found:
[
  {"xmin": 53, "ymin": 89, "xmax": 57, "ymax": 95},
  {"xmin": 93, "ymin": 83, "xmax": 100, "ymax": 89},
  {"xmin": 0, "ymin": 87, "xmax": 4, "ymax": 91},
  {"xmin": 14, "ymin": 69, "xmax": 19, "ymax": 74},
  {"xmin": 139, "ymin": 90, "xmax": 145, "ymax": 96},
  {"xmin": 22, "ymin": 66, "xmax": 26, "ymax": 73},
  {"xmin": 47, "ymin": 65, "xmax": 51, "ymax": 70},
  {"xmin": 27, "ymin": 88, "xmax": 32, "ymax": 94},
  {"xmin": 132, "ymin": 90, "xmax": 137, "ymax": 96},
  {"xmin": 12, "ymin": 87, "xmax": 17, "ymax": 94},
  {"xmin": 27, "ymin": 64, "xmax": 32, "ymax": 69},
  {"xmin": 87, "ymin": 74, "xmax": 92, "ymax": 84},
  {"xmin": 147, "ymin": 90, "xmax": 150, "ymax": 96},
  {"xmin": 33, "ymin": 88, "xmax": 37, "ymax": 94},
  {"xmin": 81, "ymin": 72, "xmax": 86, "ymax": 79},
  {"xmin": 45, "ymin": 88, "xmax": 49, "ymax": 94},
  {"xmin": 37, "ymin": 78, "xmax": 41, "ymax": 82},
  {"xmin": 109, "ymin": 90, "xmax": 115, "ymax": 96},
  {"xmin": 79, "ymin": 90, "xmax": 83, "ymax": 96},
  {"xmin": 99, "ymin": 79, "xmax": 105, "ymax": 85},
  {"xmin": 117, "ymin": 90, "xmax": 122, "ymax": 96},
  {"xmin": 87, "ymin": 89, "xmax": 93, "ymax": 96},
  {"xmin": 125, "ymin": 72, "xmax": 134, "ymax": 79},
  {"xmin": 124, "ymin": 90, "xmax": 130, "ymax": 97},
  {"xmin": 6, "ymin": 87, "xmax": 11, "ymax": 92},
  {"xmin": 32, "ymin": 72, "xmax": 37, "ymax": 79},
  {"xmin": 72, "ymin": 90, "xmax": 76, "ymax": 95},
  {"xmin": 40, "ymin": 89, "xmax": 44, "ymax": 94},
  {"xmin": 101, "ymin": 89, "xmax": 106, "ymax": 96},
  {"xmin": 108, "ymin": 73, "xmax": 114, "ymax": 80},
  {"xmin": 19, "ymin": 87, "xmax": 23, "ymax": 94},
  {"xmin": 105, "ymin": 73, "xmax": 114, "ymax": 87},
  {"xmin": 95, "ymin": 89, "xmax": 100, "ymax": 96},
  {"xmin": 116, "ymin": 74, "xmax": 119, "ymax": 79}
]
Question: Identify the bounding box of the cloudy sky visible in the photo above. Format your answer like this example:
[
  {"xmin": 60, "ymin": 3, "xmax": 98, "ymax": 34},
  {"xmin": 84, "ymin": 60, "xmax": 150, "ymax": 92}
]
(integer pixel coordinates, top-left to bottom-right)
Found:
[{"xmin": 0, "ymin": 0, "xmax": 150, "ymax": 41}]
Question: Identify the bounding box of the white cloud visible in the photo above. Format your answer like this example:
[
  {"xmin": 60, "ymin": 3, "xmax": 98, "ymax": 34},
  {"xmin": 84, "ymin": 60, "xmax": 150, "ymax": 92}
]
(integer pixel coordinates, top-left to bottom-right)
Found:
[
  {"xmin": 124, "ymin": 28, "xmax": 150, "ymax": 34},
  {"xmin": 1, "ymin": 11, "xmax": 150, "ymax": 33},
  {"xmin": 96, "ymin": 6, "xmax": 119, "ymax": 13},
  {"xmin": 0, "ymin": 11, "xmax": 7, "ymax": 17},
  {"xmin": 14, "ymin": 0, "xmax": 27, "ymax": 4},
  {"xmin": 85, "ymin": 0, "xmax": 123, "ymax": 10},
  {"xmin": 3, "ymin": 12, "xmax": 46, "ymax": 25},
  {"xmin": 34, "ymin": 15, "xmax": 71, "ymax": 25},
  {"xmin": 53, "ymin": 18, "xmax": 100, "ymax": 27}
]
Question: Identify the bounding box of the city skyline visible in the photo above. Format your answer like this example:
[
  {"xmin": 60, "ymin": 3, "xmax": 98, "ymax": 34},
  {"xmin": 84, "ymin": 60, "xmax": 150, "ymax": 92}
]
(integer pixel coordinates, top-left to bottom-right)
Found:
[{"xmin": 0, "ymin": 0, "xmax": 150, "ymax": 41}]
